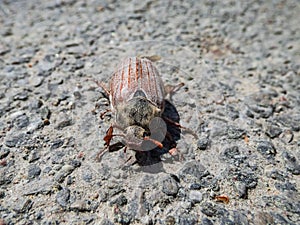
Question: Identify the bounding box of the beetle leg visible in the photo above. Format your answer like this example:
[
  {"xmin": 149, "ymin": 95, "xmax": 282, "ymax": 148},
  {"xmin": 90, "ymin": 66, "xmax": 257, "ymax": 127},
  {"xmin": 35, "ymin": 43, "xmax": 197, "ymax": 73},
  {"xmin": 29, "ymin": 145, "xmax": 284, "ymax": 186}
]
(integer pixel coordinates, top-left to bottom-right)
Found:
[
  {"xmin": 164, "ymin": 82, "xmax": 185, "ymax": 100},
  {"xmin": 94, "ymin": 79, "xmax": 110, "ymax": 97},
  {"xmin": 163, "ymin": 116, "xmax": 198, "ymax": 138},
  {"xmin": 143, "ymin": 136, "xmax": 163, "ymax": 149},
  {"xmin": 103, "ymin": 125, "xmax": 114, "ymax": 146},
  {"xmin": 100, "ymin": 108, "xmax": 112, "ymax": 120}
]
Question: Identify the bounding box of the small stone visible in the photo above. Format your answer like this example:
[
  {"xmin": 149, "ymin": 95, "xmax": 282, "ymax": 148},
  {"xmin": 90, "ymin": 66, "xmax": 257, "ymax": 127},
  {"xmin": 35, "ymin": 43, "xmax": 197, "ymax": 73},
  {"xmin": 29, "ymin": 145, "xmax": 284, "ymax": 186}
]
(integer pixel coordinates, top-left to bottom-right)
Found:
[
  {"xmin": 165, "ymin": 216, "xmax": 176, "ymax": 225},
  {"xmin": 197, "ymin": 138, "xmax": 209, "ymax": 150},
  {"xmin": 13, "ymin": 114, "xmax": 29, "ymax": 129},
  {"xmin": 56, "ymin": 188, "xmax": 70, "ymax": 207},
  {"xmin": 28, "ymin": 164, "xmax": 41, "ymax": 179},
  {"xmin": 189, "ymin": 190, "xmax": 203, "ymax": 203},
  {"xmin": 13, "ymin": 198, "xmax": 33, "ymax": 213},
  {"xmin": 235, "ymin": 181, "xmax": 248, "ymax": 199},
  {"xmin": 82, "ymin": 171, "xmax": 93, "ymax": 183},
  {"xmin": 190, "ymin": 183, "xmax": 202, "ymax": 190},
  {"xmin": 200, "ymin": 202, "xmax": 217, "ymax": 217},
  {"xmin": 222, "ymin": 146, "xmax": 247, "ymax": 167},
  {"xmin": 0, "ymin": 189, "xmax": 5, "ymax": 199},
  {"xmin": 14, "ymin": 91, "xmax": 28, "ymax": 101},
  {"xmin": 70, "ymin": 200, "xmax": 92, "ymax": 212},
  {"xmin": 227, "ymin": 126, "xmax": 246, "ymax": 139},
  {"xmin": 275, "ymin": 182, "xmax": 297, "ymax": 192},
  {"xmin": 0, "ymin": 148, "xmax": 10, "ymax": 159},
  {"xmin": 39, "ymin": 106, "xmax": 51, "ymax": 119},
  {"xmin": 279, "ymin": 130, "xmax": 294, "ymax": 143},
  {"xmin": 50, "ymin": 139, "xmax": 64, "ymax": 150},
  {"xmin": 265, "ymin": 124, "xmax": 282, "ymax": 138},
  {"xmin": 282, "ymin": 151, "xmax": 300, "ymax": 175},
  {"xmin": 178, "ymin": 161, "xmax": 208, "ymax": 183},
  {"xmin": 110, "ymin": 195, "xmax": 127, "ymax": 207},
  {"xmin": 27, "ymin": 118, "xmax": 44, "ymax": 134},
  {"xmin": 55, "ymin": 117, "xmax": 72, "ymax": 129},
  {"xmin": 55, "ymin": 165, "xmax": 75, "ymax": 183},
  {"xmin": 201, "ymin": 217, "xmax": 214, "ymax": 225},
  {"xmin": 256, "ymin": 141, "xmax": 276, "ymax": 159},
  {"xmin": 161, "ymin": 175, "xmax": 179, "ymax": 196}
]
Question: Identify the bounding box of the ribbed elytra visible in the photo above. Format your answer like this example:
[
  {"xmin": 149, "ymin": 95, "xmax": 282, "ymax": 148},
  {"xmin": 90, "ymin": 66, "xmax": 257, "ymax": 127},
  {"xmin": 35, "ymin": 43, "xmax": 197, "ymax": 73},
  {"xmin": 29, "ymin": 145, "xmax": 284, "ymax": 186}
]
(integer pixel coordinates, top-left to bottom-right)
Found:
[{"xmin": 103, "ymin": 56, "xmax": 167, "ymax": 152}]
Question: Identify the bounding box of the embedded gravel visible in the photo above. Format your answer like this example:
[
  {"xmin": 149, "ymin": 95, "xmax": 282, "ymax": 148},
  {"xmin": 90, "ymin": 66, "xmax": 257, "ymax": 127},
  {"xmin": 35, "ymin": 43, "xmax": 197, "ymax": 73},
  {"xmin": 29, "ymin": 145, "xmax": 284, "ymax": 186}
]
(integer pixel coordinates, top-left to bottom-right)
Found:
[{"xmin": 0, "ymin": 0, "xmax": 300, "ymax": 224}]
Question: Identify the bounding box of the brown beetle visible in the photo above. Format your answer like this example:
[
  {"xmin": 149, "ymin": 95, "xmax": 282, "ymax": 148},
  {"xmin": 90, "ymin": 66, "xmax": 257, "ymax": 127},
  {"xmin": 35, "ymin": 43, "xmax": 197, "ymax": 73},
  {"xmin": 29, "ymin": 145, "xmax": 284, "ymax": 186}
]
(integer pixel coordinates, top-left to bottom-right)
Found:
[{"xmin": 98, "ymin": 56, "xmax": 187, "ymax": 158}]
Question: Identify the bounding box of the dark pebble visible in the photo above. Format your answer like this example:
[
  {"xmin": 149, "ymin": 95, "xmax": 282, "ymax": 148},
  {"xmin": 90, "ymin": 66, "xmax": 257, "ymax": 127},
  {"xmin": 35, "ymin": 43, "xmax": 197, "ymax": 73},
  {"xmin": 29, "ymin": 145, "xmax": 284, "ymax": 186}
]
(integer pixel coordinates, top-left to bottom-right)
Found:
[
  {"xmin": 13, "ymin": 114, "xmax": 29, "ymax": 129},
  {"xmin": 282, "ymin": 151, "xmax": 300, "ymax": 175},
  {"xmin": 161, "ymin": 175, "xmax": 179, "ymax": 196},
  {"xmin": 230, "ymin": 169, "xmax": 258, "ymax": 189},
  {"xmin": 190, "ymin": 183, "xmax": 202, "ymax": 190},
  {"xmin": 50, "ymin": 139, "xmax": 64, "ymax": 150},
  {"xmin": 266, "ymin": 169, "xmax": 287, "ymax": 181},
  {"xmin": 70, "ymin": 159, "xmax": 81, "ymax": 168},
  {"xmin": 0, "ymin": 171, "xmax": 14, "ymax": 185},
  {"xmin": 200, "ymin": 202, "xmax": 217, "ymax": 217},
  {"xmin": 201, "ymin": 217, "xmax": 214, "ymax": 225},
  {"xmin": 110, "ymin": 195, "xmax": 128, "ymax": 207},
  {"xmin": 256, "ymin": 141, "xmax": 276, "ymax": 159},
  {"xmin": 56, "ymin": 188, "xmax": 70, "ymax": 207},
  {"xmin": 178, "ymin": 161, "xmax": 209, "ymax": 183},
  {"xmin": 0, "ymin": 189, "xmax": 5, "ymax": 199},
  {"xmin": 221, "ymin": 146, "xmax": 246, "ymax": 166},
  {"xmin": 265, "ymin": 124, "xmax": 282, "ymax": 138},
  {"xmin": 275, "ymin": 182, "xmax": 297, "ymax": 192},
  {"xmin": 28, "ymin": 164, "xmax": 41, "ymax": 179},
  {"xmin": 0, "ymin": 148, "xmax": 10, "ymax": 159},
  {"xmin": 197, "ymin": 138, "xmax": 209, "ymax": 150}
]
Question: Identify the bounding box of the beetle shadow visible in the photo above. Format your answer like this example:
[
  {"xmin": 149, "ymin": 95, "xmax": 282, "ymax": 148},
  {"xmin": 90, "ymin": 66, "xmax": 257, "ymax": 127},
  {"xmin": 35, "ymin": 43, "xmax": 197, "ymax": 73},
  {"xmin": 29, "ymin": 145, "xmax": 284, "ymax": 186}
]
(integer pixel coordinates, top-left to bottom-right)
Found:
[{"xmin": 134, "ymin": 99, "xmax": 182, "ymax": 172}]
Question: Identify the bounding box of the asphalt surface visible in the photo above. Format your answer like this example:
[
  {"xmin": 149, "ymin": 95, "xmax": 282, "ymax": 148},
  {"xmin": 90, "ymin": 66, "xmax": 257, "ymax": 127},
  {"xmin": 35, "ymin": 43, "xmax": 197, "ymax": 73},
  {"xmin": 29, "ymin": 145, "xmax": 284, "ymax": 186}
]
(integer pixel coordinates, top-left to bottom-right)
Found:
[{"xmin": 0, "ymin": 0, "xmax": 299, "ymax": 224}]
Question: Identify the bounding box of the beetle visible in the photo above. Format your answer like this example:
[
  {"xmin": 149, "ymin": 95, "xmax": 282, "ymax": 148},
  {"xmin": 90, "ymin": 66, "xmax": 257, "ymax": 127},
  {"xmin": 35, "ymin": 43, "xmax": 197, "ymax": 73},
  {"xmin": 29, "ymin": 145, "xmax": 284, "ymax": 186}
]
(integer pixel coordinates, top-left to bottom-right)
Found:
[{"xmin": 97, "ymin": 56, "xmax": 188, "ymax": 159}]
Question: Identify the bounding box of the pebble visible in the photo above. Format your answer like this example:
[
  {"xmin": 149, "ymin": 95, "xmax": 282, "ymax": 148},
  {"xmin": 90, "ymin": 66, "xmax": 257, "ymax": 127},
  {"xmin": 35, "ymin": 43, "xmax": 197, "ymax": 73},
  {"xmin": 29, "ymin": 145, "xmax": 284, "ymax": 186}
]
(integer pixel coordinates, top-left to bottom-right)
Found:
[
  {"xmin": 0, "ymin": 148, "xmax": 10, "ymax": 159},
  {"xmin": 178, "ymin": 161, "xmax": 209, "ymax": 183},
  {"xmin": 235, "ymin": 181, "xmax": 248, "ymax": 199},
  {"xmin": 56, "ymin": 188, "xmax": 70, "ymax": 207},
  {"xmin": 161, "ymin": 175, "xmax": 179, "ymax": 196},
  {"xmin": 201, "ymin": 217, "xmax": 214, "ymax": 225},
  {"xmin": 197, "ymin": 138, "xmax": 209, "ymax": 150},
  {"xmin": 13, "ymin": 198, "xmax": 33, "ymax": 213},
  {"xmin": 55, "ymin": 165, "xmax": 75, "ymax": 183},
  {"xmin": 282, "ymin": 151, "xmax": 300, "ymax": 175},
  {"xmin": 227, "ymin": 126, "xmax": 246, "ymax": 139},
  {"xmin": 256, "ymin": 141, "xmax": 276, "ymax": 159},
  {"xmin": 13, "ymin": 114, "xmax": 29, "ymax": 129},
  {"xmin": 265, "ymin": 124, "xmax": 282, "ymax": 138},
  {"xmin": 28, "ymin": 164, "xmax": 41, "ymax": 179},
  {"xmin": 200, "ymin": 202, "xmax": 217, "ymax": 217},
  {"xmin": 189, "ymin": 190, "xmax": 203, "ymax": 203}
]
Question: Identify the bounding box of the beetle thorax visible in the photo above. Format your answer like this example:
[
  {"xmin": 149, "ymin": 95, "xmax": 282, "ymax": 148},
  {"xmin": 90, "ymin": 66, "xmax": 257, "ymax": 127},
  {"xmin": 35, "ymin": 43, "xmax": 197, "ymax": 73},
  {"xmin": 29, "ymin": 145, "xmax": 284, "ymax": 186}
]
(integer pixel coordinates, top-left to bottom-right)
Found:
[{"xmin": 116, "ymin": 96, "xmax": 161, "ymax": 129}]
